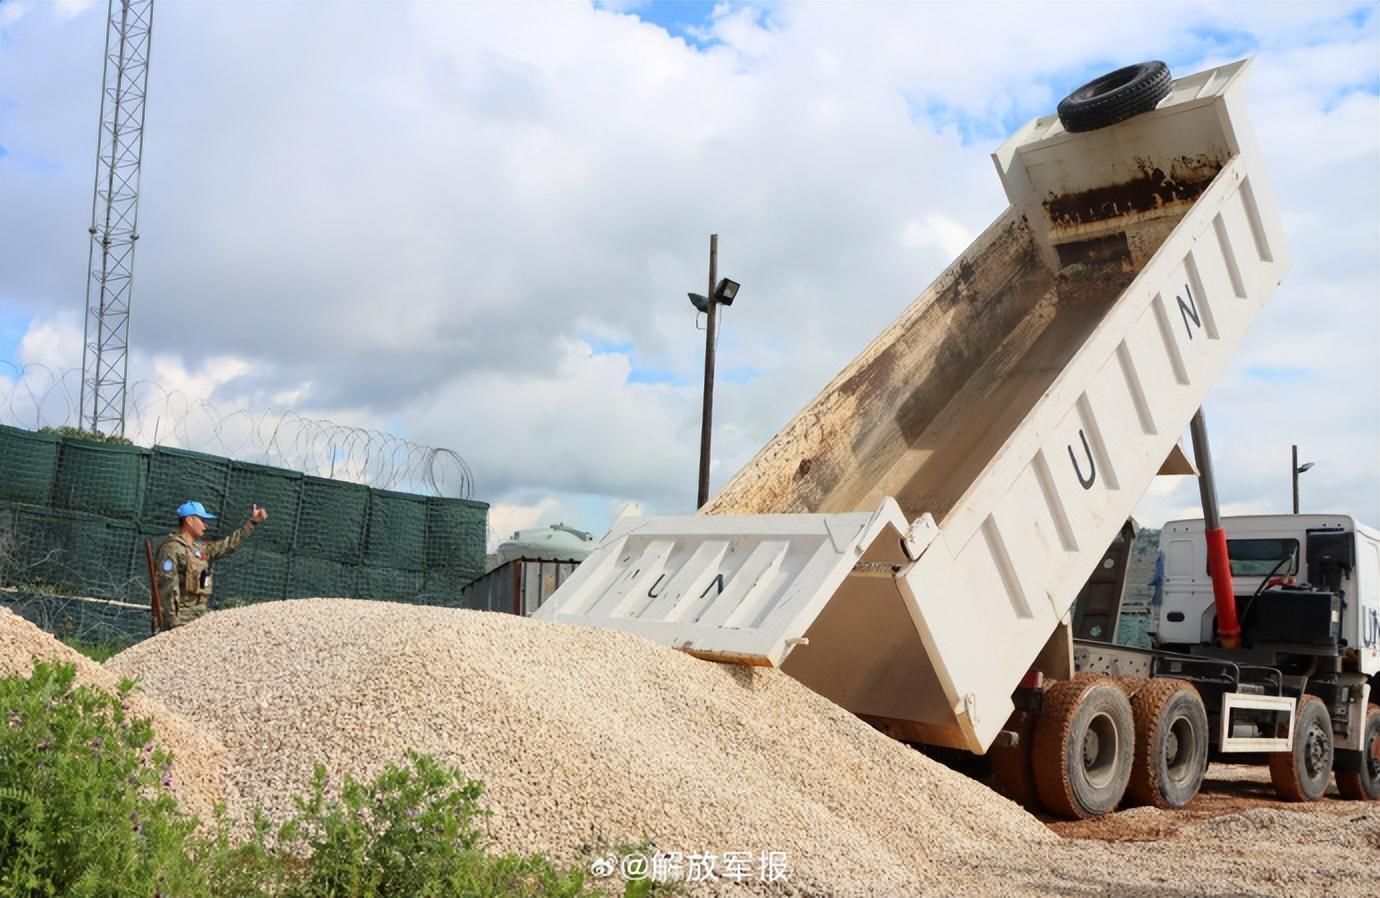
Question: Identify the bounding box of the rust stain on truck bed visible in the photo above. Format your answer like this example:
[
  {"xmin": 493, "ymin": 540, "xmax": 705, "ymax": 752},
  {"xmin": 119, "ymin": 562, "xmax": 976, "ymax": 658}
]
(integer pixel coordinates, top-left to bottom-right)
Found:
[{"xmin": 1043, "ymin": 155, "xmax": 1222, "ymax": 228}]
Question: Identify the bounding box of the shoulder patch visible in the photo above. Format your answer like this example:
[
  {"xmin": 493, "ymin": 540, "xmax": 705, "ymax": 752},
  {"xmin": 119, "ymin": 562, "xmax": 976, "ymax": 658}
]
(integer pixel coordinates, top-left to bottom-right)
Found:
[{"xmin": 162, "ymin": 559, "xmax": 174, "ymax": 572}]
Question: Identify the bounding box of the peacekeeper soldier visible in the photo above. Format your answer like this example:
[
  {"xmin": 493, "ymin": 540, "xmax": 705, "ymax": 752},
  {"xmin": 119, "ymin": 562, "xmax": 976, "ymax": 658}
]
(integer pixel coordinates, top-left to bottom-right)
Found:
[{"xmin": 155, "ymin": 500, "xmax": 269, "ymax": 630}]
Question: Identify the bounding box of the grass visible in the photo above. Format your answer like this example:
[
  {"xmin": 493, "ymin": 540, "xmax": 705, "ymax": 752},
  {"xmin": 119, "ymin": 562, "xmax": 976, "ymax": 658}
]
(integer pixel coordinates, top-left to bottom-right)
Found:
[{"xmin": 58, "ymin": 636, "xmax": 132, "ymax": 663}]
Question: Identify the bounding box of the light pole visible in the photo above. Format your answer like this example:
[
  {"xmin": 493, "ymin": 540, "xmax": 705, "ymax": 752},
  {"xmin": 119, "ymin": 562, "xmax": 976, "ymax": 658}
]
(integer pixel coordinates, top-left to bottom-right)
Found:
[
  {"xmin": 687, "ymin": 233, "xmax": 740, "ymax": 509},
  {"xmin": 1292, "ymin": 444, "xmax": 1314, "ymax": 514}
]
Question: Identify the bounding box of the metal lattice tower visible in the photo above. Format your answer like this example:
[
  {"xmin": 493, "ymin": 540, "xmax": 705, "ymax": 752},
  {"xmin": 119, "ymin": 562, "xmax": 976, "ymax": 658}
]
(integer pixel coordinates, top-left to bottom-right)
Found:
[{"xmin": 81, "ymin": 0, "xmax": 155, "ymax": 437}]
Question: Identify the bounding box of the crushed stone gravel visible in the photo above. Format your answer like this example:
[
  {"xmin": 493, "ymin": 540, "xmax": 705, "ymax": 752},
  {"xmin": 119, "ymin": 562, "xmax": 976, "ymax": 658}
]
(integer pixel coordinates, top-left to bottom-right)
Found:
[{"xmin": 84, "ymin": 598, "xmax": 1380, "ymax": 896}]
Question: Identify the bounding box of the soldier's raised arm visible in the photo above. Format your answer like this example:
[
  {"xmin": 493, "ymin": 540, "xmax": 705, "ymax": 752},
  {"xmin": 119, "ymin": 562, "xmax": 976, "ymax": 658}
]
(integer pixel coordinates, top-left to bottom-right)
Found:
[{"xmin": 204, "ymin": 505, "xmax": 267, "ymax": 561}]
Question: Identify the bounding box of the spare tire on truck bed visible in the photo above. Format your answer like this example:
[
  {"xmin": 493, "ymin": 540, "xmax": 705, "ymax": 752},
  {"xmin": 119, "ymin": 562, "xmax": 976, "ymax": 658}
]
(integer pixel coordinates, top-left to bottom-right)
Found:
[{"xmin": 1057, "ymin": 61, "xmax": 1172, "ymax": 133}]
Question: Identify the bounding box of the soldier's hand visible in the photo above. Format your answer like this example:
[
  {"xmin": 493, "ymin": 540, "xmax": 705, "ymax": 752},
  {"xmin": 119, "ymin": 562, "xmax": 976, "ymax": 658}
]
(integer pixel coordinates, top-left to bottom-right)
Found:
[{"xmin": 251, "ymin": 504, "xmax": 269, "ymax": 523}]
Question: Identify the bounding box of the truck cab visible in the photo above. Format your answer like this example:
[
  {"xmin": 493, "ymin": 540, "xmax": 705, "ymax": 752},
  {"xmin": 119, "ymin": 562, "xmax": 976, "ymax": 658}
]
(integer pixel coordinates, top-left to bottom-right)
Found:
[{"xmin": 1155, "ymin": 514, "xmax": 1380, "ymax": 683}]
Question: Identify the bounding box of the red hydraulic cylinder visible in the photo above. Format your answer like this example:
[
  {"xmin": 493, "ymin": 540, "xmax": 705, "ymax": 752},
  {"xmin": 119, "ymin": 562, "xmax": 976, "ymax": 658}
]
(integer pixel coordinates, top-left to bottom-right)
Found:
[
  {"xmin": 1188, "ymin": 408, "xmax": 1240, "ymax": 649},
  {"xmin": 1203, "ymin": 526, "xmax": 1241, "ymax": 648}
]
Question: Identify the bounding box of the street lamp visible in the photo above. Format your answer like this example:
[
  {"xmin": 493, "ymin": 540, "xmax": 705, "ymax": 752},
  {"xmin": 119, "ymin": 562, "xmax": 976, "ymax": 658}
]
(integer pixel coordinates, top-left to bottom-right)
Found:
[
  {"xmin": 690, "ymin": 235, "xmax": 740, "ymax": 509},
  {"xmin": 1292, "ymin": 444, "xmax": 1314, "ymax": 514}
]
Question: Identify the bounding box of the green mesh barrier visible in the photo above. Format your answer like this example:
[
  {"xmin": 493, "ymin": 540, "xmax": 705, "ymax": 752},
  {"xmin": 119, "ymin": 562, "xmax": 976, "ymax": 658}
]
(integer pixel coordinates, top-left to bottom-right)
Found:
[
  {"xmin": 356, "ymin": 565, "xmax": 424, "ymax": 601},
  {"xmin": 0, "ymin": 501, "xmax": 19, "ymax": 586},
  {"xmin": 126, "ymin": 533, "xmax": 162, "ymax": 606},
  {"xmin": 286, "ymin": 555, "xmax": 358, "ymax": 599},
  {"xmin": 57, "ymin": 510, "xmax": 137, "ymax": 600},
  {"xmin": 50, "ymin": 439, "xmax": 148, "ymax": 519},
  {"xmin": 141, "ymin": 446, "xmax": 231, "ymax": 535},
  {"xmin": 363, "ymin": 489, "xmax": 427, "ymax": 571},
  {"xmin": 225, "ymin": 461, "xmax": 302, "ymax": 553},
  {"xmin": 8, "ymin": 504, "xmax": 67, "ymax": 587},
  {"xmin": 3, "ymin": 429, "xmax": 490, "ymax": 646},
  {"xmin": 295, "ymin": 477, "xmax": 367, "ymax": 563},
  {"xmin": 424, "ymin": 497, "xmax": 488, "ymax": 585},
  {"xmin": 0, "ymin": 425, "xmax": 59, "ymax": 504},
  {"xmin": 215, "ymin": 547, "xmax": 290, "ymax": 605},
  {"xmin": 421, "ymin": 569, "xmax": 467, "ymax": 604},
  {"xmin": 2, "ymin": 590, "xmax": 151, "ymax": 645}
]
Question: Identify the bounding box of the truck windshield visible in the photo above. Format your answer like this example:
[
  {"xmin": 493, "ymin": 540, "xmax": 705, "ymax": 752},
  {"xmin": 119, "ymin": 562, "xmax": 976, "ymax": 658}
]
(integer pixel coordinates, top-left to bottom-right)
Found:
[{"xmin": 1223, "ymin": 538, "xmax": 1299, "ymax": 576}]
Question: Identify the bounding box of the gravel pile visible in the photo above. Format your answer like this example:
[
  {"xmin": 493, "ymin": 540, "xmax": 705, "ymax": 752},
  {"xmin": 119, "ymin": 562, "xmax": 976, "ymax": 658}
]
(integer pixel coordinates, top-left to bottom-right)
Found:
[
  {"xmin": 103, "ymin": 600, "xmax": 1380, "ymax": 897},
  {"xmin": 108, "ymin": 598, "xmax": 1050, "ymax": 896},
  {"xmin": 0, "ymin": 607, "xmax": 225, "ymax": 820}
]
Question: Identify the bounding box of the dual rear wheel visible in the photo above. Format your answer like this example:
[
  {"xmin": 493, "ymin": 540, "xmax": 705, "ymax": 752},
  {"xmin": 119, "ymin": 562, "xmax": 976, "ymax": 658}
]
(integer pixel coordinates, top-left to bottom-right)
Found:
[
  {"xmin": 998, "ymin": 681, "xmax": 1380, "ymax": 817},
  {"xmin": 994, "ymin": 675, "xmax": 1208, "ymax": 818}
]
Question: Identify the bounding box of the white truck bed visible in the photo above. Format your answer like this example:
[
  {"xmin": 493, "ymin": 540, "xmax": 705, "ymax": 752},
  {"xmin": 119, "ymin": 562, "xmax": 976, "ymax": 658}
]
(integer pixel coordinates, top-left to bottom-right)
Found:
[{"xmin": 536, "ymin": 60, "xmax": 1289, "ymax": 754}]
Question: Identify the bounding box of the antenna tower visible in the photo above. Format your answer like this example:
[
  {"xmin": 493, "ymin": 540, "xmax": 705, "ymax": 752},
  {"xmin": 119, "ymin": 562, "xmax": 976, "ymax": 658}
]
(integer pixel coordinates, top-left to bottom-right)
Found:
[{"xmin": 80, "ymin": 0, "xmax": 155, "ymax": 436}]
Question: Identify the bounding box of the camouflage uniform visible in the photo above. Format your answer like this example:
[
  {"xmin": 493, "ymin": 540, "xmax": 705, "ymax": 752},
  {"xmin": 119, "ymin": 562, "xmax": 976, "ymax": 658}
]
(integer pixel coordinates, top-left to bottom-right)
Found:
[{"xmin": 155, "ymin": 521, "xmax": 257, "ymax": 630}]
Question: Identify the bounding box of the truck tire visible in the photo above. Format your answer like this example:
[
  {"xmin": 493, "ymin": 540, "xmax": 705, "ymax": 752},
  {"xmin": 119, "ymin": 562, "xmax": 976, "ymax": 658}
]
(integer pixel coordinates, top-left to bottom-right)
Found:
[
  {"xmin": 1113, "ymin": 676, "xmax": 1152, "ymax": 698},
  {"xmin": 1269, "ymin": 695, "xmax": 1334, "ymax": 802},
  {"xmin": 991, "ymin": 710, "xmax": 1040, "ymax": 809},
  {"xmin": 1033, "ymin": 678, "xmax": 1134, "ymax": 818},
  {"xmin": 1336, "ymin": 703, "xmax": 1380, "ymax": 800},
  {"xmin": 1125, "ymin": 679, "xmax": 1208, "ymax": 809},
  {"xmin": 1057, "ymin": 61, "xmax": 1172, "ymax": 133}
]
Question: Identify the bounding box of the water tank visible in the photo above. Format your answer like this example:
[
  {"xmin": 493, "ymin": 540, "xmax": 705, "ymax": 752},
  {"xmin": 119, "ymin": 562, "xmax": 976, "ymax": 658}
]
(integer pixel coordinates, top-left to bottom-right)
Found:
[{"xmin": 493, "ymin": 523, "xmax": 595, "ymax": 567}]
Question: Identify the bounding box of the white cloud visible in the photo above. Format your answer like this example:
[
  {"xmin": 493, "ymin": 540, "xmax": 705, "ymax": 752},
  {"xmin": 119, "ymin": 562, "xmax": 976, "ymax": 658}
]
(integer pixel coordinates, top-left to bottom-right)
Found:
[
  {"xmin": 901, "ymin": 214, "xmax": 974, "ymax": 260},
  {"xmin": 53, "ymin": 0, "xmax": 96, "ymax": 21},
  {"xmin": 486, "ymin": 496, "xmax": 569, "ymax": 552},
  {"xmin": 17, "ymin": 316, "xmax": 81, "ymax": 368},
  {"xmin": 0, "ymin": 0, "xmax": 1375, "ymax": 542}
]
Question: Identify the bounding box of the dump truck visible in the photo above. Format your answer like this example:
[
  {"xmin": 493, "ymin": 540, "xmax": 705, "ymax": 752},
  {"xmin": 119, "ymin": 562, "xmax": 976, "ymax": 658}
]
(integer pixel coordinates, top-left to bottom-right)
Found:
[{"xmin": 535, "ymin": 59, "xmax": 1343, "ymax": 818}]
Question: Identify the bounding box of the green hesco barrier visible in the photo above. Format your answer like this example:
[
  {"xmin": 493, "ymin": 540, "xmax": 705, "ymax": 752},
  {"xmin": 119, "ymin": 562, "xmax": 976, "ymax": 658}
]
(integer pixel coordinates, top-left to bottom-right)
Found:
[
  {"xmin": 0, "ymin": 425, "xmax": 58, "ymax": 505},
  {"xmin": 125, "ymin": 533, "xmax": 162, "ymax": 606},
  {"xmin": 286, "ymin": 555, "xmax": 357, "ymax": 599},
  {"xmin": 0, "ymin": 501, "xmax": 18, "ymax": 585},
  {"xmin": 142, "ymin": 447, "xmax": 230, "ymax": 535},
  {"xmin": 364, "ymin": 489, "xmax": 427, "ymax": 571},
  {"xmin": 296, "ymin": 477, "xmax": 367, "ymax": 563},
  {"xmin": 9, "ymin": 504, "xmax": 67, "ymax": 586},
  {"xmin": 424, "ymin": 497, "xmax": 488, "ymax": 584},
  {"xmin": 56, "ymin": 510, "xmax": 137, "ymax": 599},
  {"xmin": 421, "ymin": 569, "xmax": 467, "ymax": 603},
  {"xmin": 356, "ymin": 565, "xmax": 424, "ymax": 601},
  {"xmin": 225, "ymin": 461, "xmax": 302, "ymax": 553},
  {"xmin": 2, "ymin": 591, "xmax": 150, "ymax": 645},
  {"xmin": 51, "ymin": 439, "xmax": 148, "ymax": 520},
  {"xmin": 216, "ymin": 547, "xmax": 289, "ymax": 605}
]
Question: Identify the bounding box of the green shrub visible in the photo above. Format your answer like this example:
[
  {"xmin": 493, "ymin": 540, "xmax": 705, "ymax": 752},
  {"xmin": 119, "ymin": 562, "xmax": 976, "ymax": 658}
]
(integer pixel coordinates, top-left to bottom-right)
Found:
[
  {"xmin": 37, "ymin": 426, "xmax": 134, "ymax": 447},
  {"xmin": 0, "ymin": 662, "xmax": 668, "ymax": 898},
  {"xmin": 243, "ymin": 753, "xmax": 600, "ymax": 898},
  {"xmin": 0, "ymin": 661, "xmax": 207, "ymax": 898}
]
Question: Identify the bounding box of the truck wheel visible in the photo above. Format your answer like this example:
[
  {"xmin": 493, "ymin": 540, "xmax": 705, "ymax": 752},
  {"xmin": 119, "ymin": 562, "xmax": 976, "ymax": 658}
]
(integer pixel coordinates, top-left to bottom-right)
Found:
[
  {"xmin": 1336, "ymin": 703, "xmax": 1380, "ymax": 800},
  {"xmin": 1057, "ymin": 61, "xmax": 1172, "ymax": 133},
  {"xmin": 1114, "ymin": 676, "xmax": 1152, "ymax": 698},
  {"xmin": 1125, "ymin": 679, "xmax": 1208, "ymax": 809},
  {"xmin": 1033, "ymin": 678, "xmax": 1134, "ymax": 818},
  {"xmin": 1269, "ymin": 695, "xmax": 1334, "ymax": 802},
  {"xmin": 991, "ymin": 710, "xmax": 1040, "ymax": 809}
]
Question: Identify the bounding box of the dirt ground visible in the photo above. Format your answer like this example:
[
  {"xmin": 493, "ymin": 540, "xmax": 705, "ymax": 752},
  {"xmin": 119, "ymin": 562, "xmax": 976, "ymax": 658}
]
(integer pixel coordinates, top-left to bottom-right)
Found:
[{"xmin": 1049, "ymin": 763, "xmax": 1376, "ymax": 843}]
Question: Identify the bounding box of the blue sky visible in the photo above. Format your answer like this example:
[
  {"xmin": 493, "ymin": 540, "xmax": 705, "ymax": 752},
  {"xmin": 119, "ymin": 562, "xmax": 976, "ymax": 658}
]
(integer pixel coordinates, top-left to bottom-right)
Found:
[
  {"xmin": 604, "ymin": 0, "xmax": 722, "ymax": 41},
  {"xmin": 0, "ymin": 303, "xmax": 27, "ymax": 363}
]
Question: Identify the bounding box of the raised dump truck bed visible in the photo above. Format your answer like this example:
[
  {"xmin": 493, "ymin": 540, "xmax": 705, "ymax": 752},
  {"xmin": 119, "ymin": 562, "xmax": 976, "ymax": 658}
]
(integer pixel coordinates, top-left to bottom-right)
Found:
[{"xmin": 537, "ymin": 61, "xmax": 1288, "ymax": 763}]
